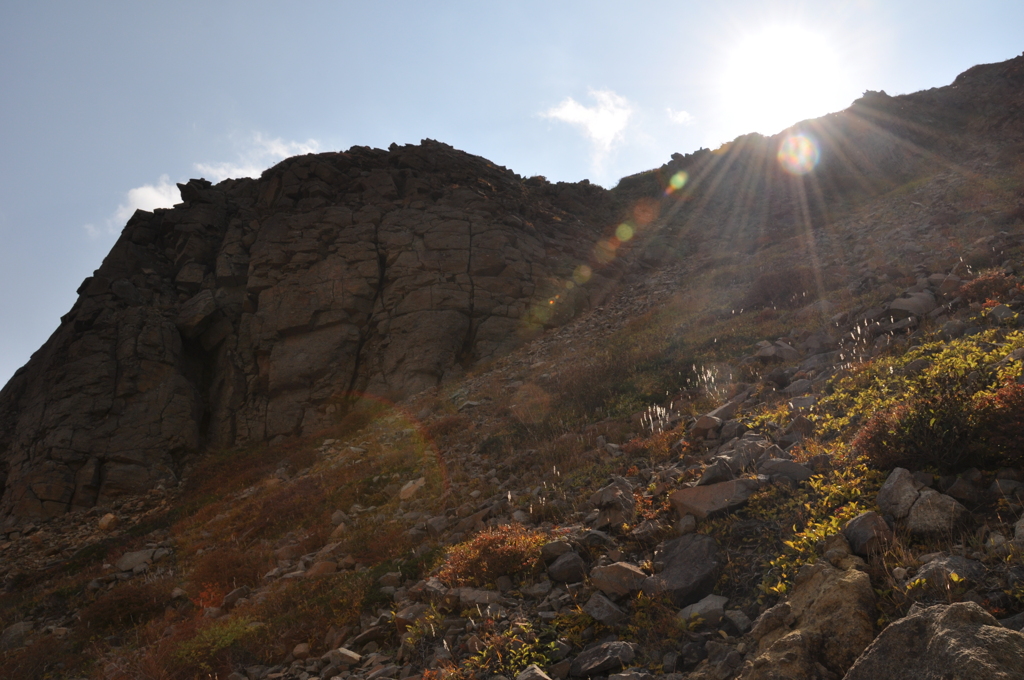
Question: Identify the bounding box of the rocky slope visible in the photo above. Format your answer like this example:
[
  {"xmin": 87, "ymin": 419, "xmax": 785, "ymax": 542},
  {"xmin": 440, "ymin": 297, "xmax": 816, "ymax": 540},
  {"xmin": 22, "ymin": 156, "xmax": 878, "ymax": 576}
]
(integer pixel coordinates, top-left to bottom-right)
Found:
[{"xmin": 2, "ymin": 52, "xmax": 1024, "ymax": 680}]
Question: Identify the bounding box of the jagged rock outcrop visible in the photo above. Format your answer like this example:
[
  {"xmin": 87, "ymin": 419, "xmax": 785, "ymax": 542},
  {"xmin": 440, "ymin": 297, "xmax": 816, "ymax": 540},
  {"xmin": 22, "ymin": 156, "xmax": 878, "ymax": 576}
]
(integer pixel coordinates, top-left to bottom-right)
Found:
[{"xmin": 0, "ymin": 141, "xmax": 619, "ymax": 522}]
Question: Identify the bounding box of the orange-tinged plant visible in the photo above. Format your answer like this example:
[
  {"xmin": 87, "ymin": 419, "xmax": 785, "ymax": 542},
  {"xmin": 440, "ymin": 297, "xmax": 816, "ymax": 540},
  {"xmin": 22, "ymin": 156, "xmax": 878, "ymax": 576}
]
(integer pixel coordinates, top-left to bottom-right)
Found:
[{"xmin": 438, "ymin": 524, "xmax": 547, "ymax": 587}]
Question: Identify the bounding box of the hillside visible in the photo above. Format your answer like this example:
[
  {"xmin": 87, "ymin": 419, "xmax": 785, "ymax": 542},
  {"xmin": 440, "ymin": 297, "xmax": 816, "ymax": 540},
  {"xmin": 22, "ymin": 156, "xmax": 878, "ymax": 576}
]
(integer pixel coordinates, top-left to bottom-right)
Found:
[{"xmin": 2, "ymin": 54, "xmax": 1024, "ymax": 679}]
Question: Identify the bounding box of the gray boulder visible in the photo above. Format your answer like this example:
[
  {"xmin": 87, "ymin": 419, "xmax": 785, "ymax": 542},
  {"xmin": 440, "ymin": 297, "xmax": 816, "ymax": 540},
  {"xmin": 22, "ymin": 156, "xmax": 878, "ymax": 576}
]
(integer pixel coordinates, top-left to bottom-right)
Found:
[
  {"xmin": 844, "ymin": 602, "xmax": 1024, "ymax": 680},
  {"xmin": 842, "ymin": 511, "xmax": 893, "ymax": 556},
  {"xmin": 548, "ymin": 551, "xmax": 586, "ymax": 583},
  {"xmin": 582, "ymin": 592, "xmax": 627, "ymax": 626},
  {"xmin": 906, "ymin": 489, "xmax": 970, "ymax": 539},
  {"xmin": 641, "ymin": 534, "xmax": 721, "ymax": 606},
  {"xmin": 569, "ymin": 641, "xmax": 636, "ymax": 677},
  {"xmin": 876, "ymin": 467, "xmax": 920, "ymax": 520}
]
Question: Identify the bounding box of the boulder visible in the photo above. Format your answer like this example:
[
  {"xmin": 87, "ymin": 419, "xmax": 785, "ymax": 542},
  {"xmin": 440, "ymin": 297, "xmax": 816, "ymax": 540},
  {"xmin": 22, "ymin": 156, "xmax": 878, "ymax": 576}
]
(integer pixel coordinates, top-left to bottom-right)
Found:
[
  {"xmin": 0, "ymin": 621, "xmax": 32, "ymax": 651},
  {"xmin": 844, "ymin": 602, "xmax": 1024, "ymax": 680},
  {"xmin": 669, "ymin": 479, "xmax": 760, "ymax": 519},
  {"xmin": 746, "ymin": 562, "xmax": 876, "ymax": 680},
  {"xmin": 642, "ymin": 534, "xmax": 721, "ymax": 606},
  {"xmin": 876, "ymin": 467, "xmax": 920, "ymax": 520},
  {"xmin": 678, "ymin": 594, "xmax": 729, "ymax": 626},
  {"xmin": 758, "ymin": 459, "xmax": 813, "ymax": 482},
  {"xmin": 548, "ymin": 551, "xmax": 586, "ymax": 583},
  {"xmin": 569, "ymin": 641, "xmax": 636, "ymax": 677},
  {"xmin": 906, "ymin": 489, "xmax": 970, "ymax": 539},
  {"xmin": 590, "ymin": 562, "xmax": 648, "ymax": 596},
  {"xmin": 582, "ymin": 592, "xmax": 627, "ymax": 625},
  {"xmin": 517, "ymin": 665, "xmax": 553, "ymax": 680},
  {"xmin": 115, "ymin": 548, "xmax": 155, "ymax": 572},
  {"xmin": 915, "ymin": 555, "xmax": 986, "ymax": 587},
  {"xmin": 842, "ymin": 511, "xmax": 894, "ymax": 556},
  {"xmin": 889, "ymin": 291, "xmax": 937, "ymax": 318}
]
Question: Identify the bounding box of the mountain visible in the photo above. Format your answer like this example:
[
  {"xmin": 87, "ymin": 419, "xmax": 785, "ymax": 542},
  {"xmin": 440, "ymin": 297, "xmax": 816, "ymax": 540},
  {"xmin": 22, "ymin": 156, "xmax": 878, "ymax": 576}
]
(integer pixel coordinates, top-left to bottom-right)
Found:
[{"xmin": 2, "ymin": 53, "xmax": 1024, "ymax": 680}]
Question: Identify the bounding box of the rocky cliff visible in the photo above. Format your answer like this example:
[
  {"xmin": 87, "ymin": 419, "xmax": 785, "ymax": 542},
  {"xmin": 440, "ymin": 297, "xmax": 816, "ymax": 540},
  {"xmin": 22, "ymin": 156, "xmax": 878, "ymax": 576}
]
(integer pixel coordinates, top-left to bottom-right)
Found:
[
  {"xmin": 0, "ymin": 141, "xmax": 620, "ymax": 522},
  {"xmin": 3, "ymin": 53, "xmax": 1024, "ymax": 526}
]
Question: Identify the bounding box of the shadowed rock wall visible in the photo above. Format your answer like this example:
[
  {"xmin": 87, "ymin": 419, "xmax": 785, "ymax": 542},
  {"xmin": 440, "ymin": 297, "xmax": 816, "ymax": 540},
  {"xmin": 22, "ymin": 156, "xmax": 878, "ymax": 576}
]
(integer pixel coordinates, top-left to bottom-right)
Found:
[{"xmin": 0, "ymin": 141, "xmax": 617, "ymax": 522}]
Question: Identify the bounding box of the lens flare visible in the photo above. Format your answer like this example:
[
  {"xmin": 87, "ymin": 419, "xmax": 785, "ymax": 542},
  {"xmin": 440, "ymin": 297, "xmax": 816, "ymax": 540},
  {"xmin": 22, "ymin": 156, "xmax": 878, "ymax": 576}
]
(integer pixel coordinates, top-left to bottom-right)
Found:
[
  {"xmin": 573, "ymin": 264, "xmax": 592, "ymax": 284},
  {"xmin": 615, "ymin": 223, "xmax": 635, "ymax": 241},
  {"xmin": 777, "ymin": 134, "xmax": 820, "ymax": 175},
  {"xmin": 594, "ymin": 240, "xmax": 616, "ymax": 264},
  {"xmin": 664, "ymin": 171, "xmax": 689, "ymax": 195}
]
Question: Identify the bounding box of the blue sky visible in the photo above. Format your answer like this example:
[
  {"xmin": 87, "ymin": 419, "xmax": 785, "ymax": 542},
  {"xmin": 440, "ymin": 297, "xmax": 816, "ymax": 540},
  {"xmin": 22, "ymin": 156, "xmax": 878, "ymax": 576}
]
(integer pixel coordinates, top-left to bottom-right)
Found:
[{"xmin": 1, "ymin": 1, "xmax": 1022, "ymax": 386}]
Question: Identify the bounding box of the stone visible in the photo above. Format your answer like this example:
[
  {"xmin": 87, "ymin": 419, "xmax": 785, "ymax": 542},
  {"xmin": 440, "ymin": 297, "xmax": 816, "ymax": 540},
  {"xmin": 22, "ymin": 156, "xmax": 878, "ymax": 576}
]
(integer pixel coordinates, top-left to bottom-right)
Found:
[
  {"xmin": 221, "ymin": 586, "xmax": 251, "ymax": 609},
  {"xmin": 323, "ymin": 647, "xmax": 362, "ymax": 666},
  {"xmin": 590, "ymin": 562, "xmax": 648, "ymax": 596},
  {"xmin": 677, "ymin": 514, "xmax": 697, "ymax": 535},
  {"xmin": 876, "ymin": 467, "xmax": 920, "ymax": 520},
  {"xmin": 906, "ymin": 489, "xmax": 970, "ymax": 539},
  {"xmin": 677, "ymin": 594, "xmax": 729, "ymax": 626},
  {"xmin": 723, "ymin": 609, "xmax": 752, "ymax": 634},
  {"xmin": 395, "ymin": 603, "xmax": 429, "ymax": 632},
  {"xmin": 697, "ymin": 460, "xmax": 734, "ymax": 486},
  {"xmin": 991, "ymin": 478, "xmax": 1024, "ymax": 500},
  {"xmin": 669, "ymin": 479, "xmax": 759, "ymax": 519},
  {"xmin": 845, "ymin": 602, "xmax": 1024, "ymax": 680},
  {"xmin": 542, "ymin": 540, "xmax": 573, "ymax": 562},
  {"xmin": 0, "ymin": 621, "xmax": 32, "ymax": 651},
  {"xmin": 945, "ymin": 477, "xmax": 981, "ymax": 505},
  {"xmin": 292, "ymin": 642, "xmax": 310, "ymax": 659},
  {"xmin": 691, "ymin": 415, "xmax": 722, "ymax": 439},
  {"xmin": 842, "ymin": 511, "xmax": 894, "ymax": 556},
  {"xmin": 746, "ymin": 562, "xmax": 876, "ymax": 680},
  {"xmin": 582, "ymin": 591, "xmax": 627, "ymax": 625},
  {"xmin": 915, "ymin": 555, "xmax": 986, "ymax": 587},
  {"xmin": 548, "ymin": 551, "xmax": 586, "ymax": 583},
  {"xmin": 305, "ymin": 561, "xmax": 338, "ymax": 578},
  {"xmin": 399, "ymin": 477, "xmax": 426, "ymax": 500},
  {"xmin": 758, "ymin": 459, "xmax": 813, "ymax": 482},
  {"xmin": 331, "ymin": 509, "xmax": 351, "ymax": 526},
  {"xmin": 889, "ymin": 290, "xmax": 937, "ymax": 318},
  {"xmin": 641, "ymin": 534, "xmax": 721, "ymax": 606},
  {"xmin": 569, "ymin": 641, "xmax": 636, "ymax": 677},
  {"xmin": 175, "ymin": 289, "xmax": 218, "ymax": 338},
  {"xmin": 115, "ymin": 548, "xmax": 155, "ymax": 572},
  {"xmin": 516, "ymin": 665, "xmax": 553, "ymax": 680},
  {"xmin": 97, "ymin": 512, "xmax": 120, "ymax": 532}
]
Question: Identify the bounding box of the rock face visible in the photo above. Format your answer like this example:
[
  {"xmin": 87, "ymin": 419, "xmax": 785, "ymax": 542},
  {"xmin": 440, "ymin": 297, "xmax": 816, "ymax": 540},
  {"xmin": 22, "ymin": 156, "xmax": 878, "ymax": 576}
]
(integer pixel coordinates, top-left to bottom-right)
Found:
[
  {"xmin": 744, "ymin": 561, "xmax": 877, "ymax": 680},
  {"xmin": 0, "ymin": 141, "xmax": 617, "ymax": 522},
  {"xmin": 844, "ymin": 602, "xmax": 1024, "ymax": 680}
]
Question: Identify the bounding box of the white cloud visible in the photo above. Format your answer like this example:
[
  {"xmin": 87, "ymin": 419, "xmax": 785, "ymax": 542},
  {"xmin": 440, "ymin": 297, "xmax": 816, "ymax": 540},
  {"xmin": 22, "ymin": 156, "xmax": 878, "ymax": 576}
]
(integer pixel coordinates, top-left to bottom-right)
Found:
[
  {"xmin": 86, "ymin": 174, "xmax": 181, "ymax": 239},
  {"xmin": 667, "ymin": 108, "xmax": 696, "ymax": 125},
  {"xmin": 114, "ymin": 174, "xmax": 180, "ymax": 223},
  {"xmin": 86, "ymin": 133, "xmax": 322, "ymax": 240},
  {"xmin": 195, "ymin": 133, "xmax": 321, "ymax": 182},
  {"xmin": 543, "ymin": 89, "xmax": 633, "ymax": 168}
]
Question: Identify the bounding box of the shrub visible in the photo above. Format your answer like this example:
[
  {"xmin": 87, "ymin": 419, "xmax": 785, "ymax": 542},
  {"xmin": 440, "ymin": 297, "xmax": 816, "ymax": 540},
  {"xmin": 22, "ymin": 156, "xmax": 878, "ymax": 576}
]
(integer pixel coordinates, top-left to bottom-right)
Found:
[
  {"xmin": 853, "ymin": 376, "xmax": 1024, "ymax": 473},
  {"xmin": 438, "ymin": 525, "xmax": 547, "ymax": 588},
  {"xmin": 852, "ymin": 385, "xmax": 976, "ymax": 472},
  {"xmin": 190, "ymin": 546, "xmax": 271, "ymax": 596},
  {"xmin": 79, "ymin": 580, "xmax": 173, "ymax": 633},
  {"xmin": 170, "ymin": 617, "xmax": 258, "ymax": 677},
  {"xmin": 960, "ymin": 271, "xmax": 1017, "ymax": 303}
]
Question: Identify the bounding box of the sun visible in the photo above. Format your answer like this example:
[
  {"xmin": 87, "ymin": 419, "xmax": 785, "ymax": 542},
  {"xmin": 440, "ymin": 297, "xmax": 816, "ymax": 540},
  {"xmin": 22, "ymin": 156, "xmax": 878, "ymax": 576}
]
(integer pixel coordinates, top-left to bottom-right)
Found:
[{"xmin": 716, "ymin": 23, "xmax": 854, "ymax": 138}]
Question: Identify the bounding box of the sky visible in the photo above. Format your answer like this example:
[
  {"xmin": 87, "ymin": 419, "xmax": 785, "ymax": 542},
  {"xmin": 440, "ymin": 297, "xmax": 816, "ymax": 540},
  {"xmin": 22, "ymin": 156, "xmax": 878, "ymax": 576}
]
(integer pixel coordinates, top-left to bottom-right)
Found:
[{"xmin": 1, "ymin": 1, "xmax": 1023, "ymax": 387}]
